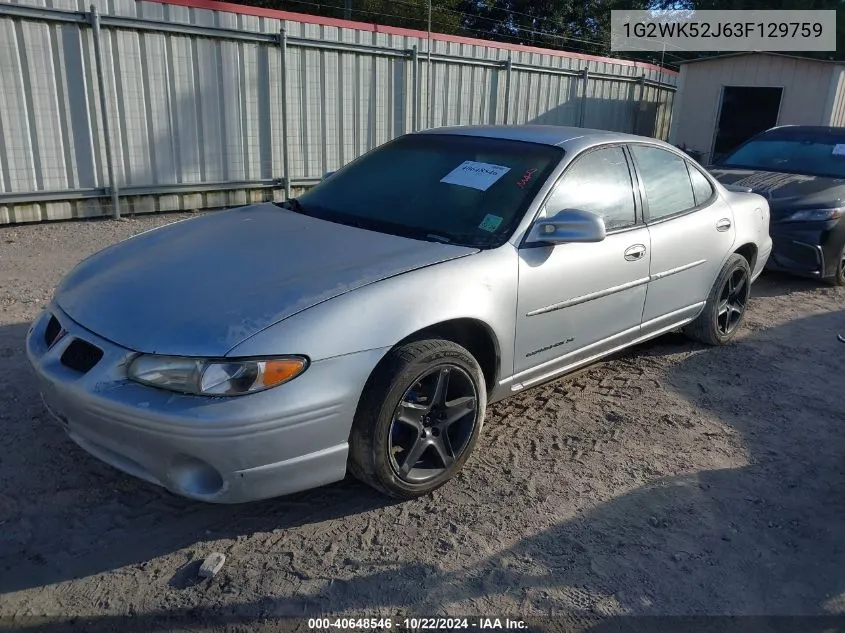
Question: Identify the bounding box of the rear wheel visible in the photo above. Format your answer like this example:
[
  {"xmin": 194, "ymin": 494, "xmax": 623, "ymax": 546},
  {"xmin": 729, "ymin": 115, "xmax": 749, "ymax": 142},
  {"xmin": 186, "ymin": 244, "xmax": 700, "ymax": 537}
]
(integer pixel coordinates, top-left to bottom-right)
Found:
[
  {"xmin": 349, "ymin": 339, "xmax": 486, "ymax": 499},
  {"xmin": 686, "ymin": 254, "xmax": 751, "ymax": 346}
]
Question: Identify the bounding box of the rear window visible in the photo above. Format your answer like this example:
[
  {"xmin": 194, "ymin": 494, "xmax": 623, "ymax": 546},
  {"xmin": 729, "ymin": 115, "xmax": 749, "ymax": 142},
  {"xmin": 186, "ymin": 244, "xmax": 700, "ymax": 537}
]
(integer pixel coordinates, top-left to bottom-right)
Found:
[
  {"xmin": 296, "ymin": 134, "xmax": 564, "ymax": 248},
  {"xmin": 687, "ymin": 163, "xmax": 715, "ymax": 206}
]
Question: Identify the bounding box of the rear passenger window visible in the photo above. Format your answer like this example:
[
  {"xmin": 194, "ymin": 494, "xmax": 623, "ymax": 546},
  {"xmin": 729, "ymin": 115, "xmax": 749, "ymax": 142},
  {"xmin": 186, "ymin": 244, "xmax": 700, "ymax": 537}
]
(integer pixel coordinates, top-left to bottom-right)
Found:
[
  {"xmin": 687, "ymin": 163, "xmax": 714, "ymax": 206},
  {"xmin": 545, "ymin": 146, "xmax": 636, "ymax": 231},
  {"xmin": 630, "ymin": 145, "xmax": 695, "ymax": 221}
]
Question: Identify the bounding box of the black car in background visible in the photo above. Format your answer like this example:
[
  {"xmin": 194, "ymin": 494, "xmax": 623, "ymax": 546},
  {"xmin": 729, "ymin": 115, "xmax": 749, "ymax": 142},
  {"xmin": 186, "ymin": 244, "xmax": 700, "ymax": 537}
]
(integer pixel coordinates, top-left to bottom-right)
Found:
[{"xmin": 709, "ymin": 125, "xmax": 845, "ymax": 286}]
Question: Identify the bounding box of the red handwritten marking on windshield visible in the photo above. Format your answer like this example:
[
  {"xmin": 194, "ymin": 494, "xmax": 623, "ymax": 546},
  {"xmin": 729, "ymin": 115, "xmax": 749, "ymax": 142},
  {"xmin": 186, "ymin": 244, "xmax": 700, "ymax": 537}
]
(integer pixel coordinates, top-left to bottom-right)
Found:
[{"xmin": 517, "ymin": 168, "xmax": 538, "ymax": 188}]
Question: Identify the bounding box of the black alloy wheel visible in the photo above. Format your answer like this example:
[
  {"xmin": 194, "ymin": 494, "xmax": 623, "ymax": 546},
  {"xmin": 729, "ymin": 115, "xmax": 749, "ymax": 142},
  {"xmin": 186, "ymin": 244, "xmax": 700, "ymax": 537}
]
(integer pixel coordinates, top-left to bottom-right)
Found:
[
  {"xmin": 348, "ymin": 338, "xmax": 487, "ymax": 499},
  {"xmin": 388, "ymin": 365, "xmax": 478, "ymax": 483},
  {"xmin": 686, "ymin": 253, "xmax": 752, "ymax": 346},
  {"xmin": 716, "ymin": 266, "xmax": 750, "ymax": 336}
]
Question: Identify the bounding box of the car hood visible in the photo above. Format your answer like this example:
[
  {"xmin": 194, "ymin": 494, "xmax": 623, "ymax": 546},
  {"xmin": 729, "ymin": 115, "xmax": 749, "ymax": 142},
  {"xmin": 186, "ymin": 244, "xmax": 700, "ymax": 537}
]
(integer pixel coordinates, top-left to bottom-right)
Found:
[
  {"xmin": 55, "ymin": 203, "xmax": 477, "ymax": 356},
  {"xmin": 709, "ymin": 167, "xmax": 845, "ymax": 217}
]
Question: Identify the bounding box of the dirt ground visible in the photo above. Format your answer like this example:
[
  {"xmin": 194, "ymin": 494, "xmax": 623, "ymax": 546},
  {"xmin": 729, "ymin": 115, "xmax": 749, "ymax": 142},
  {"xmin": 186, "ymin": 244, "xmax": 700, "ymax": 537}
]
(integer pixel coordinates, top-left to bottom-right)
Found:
[{"xmin": 0, "ymin": 213, "xmax": 843, "ymax": 631}]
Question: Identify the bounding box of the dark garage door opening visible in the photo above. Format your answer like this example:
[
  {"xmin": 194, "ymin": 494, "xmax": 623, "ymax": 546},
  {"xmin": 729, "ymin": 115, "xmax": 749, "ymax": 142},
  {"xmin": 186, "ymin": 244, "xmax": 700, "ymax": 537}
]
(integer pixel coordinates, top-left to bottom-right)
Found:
[{"xmin": 711, "ymin": 86, "xmax": 783, "ymax": 162}]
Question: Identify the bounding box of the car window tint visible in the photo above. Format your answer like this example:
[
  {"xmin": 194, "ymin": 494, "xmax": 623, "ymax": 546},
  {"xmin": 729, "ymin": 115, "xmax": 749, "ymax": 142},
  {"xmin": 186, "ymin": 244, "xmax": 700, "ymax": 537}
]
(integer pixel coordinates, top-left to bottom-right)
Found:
[
  {"xmin": 298, "ymin": 135, "xmax": 563, "ymax": 249},
  {"xmin": 544, "ymin": 146, "xmax": 636, "ymax": 231},
  {"xmin": 631, "ymin": 145, "xmax": 695, "ymax": 221},
  {"xmin": 721, "ymin": 128, "xmax": 845, "ymax": 178},
  {"xmin": 687, "ymin": 163, "xmax": 714, "ymax": 206}
]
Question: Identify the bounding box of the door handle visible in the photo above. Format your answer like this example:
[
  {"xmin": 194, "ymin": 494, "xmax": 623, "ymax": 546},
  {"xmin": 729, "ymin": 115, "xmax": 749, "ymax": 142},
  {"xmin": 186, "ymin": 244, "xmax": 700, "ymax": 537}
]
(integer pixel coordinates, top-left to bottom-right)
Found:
[
  {"xmin": 716, "ymin": 218, "xmax": 732, "ymax": 232},
  {"xmin": 624, "ymin": 244, "xmax": 647, "ymax": 261}
]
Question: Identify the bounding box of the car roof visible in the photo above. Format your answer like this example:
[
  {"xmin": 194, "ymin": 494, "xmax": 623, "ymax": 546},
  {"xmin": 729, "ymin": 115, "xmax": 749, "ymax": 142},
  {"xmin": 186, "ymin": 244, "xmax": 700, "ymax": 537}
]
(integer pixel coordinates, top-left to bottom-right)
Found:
[{"xmin": 415, "ymin": 124, "xmax": 660, "ymax": 148}]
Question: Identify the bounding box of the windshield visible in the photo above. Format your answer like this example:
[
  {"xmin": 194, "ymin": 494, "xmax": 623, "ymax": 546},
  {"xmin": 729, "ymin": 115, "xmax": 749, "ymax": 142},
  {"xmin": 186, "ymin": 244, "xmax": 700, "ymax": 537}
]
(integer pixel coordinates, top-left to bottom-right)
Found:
[
  {"xmin": 721, "ymin": 129, "xmax": 845, "ymax": 179},
  {"xmin": 294, "ymin": 134, "xmax": 564, "ymax": 248}
]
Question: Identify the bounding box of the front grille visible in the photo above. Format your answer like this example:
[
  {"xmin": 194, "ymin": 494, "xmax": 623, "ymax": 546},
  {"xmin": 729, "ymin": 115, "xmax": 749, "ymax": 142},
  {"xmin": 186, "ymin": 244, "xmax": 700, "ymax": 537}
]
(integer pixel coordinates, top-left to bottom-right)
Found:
[
  {"xmin": 60, "ymin": 339, "xmax": 104, "ymax": 373},
  {"xmin": 44, "ymin": 315, "xmax": 61, "ymax": 347}
]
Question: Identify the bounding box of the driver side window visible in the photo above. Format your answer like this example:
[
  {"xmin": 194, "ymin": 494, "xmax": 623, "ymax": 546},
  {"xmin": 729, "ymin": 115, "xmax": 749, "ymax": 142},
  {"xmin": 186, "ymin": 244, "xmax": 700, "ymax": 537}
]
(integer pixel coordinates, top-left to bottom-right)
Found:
[{"xmin": 544, "ymin": 146, "xmax": 637, "ymax": 231}]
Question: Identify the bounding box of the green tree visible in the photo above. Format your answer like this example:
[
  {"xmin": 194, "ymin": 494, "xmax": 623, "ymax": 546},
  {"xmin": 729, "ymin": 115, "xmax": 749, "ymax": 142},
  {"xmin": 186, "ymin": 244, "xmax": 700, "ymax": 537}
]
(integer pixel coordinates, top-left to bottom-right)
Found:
[
  {"xmin": 455, "ymin": 0, "xmax": 651, "ymax": 55},
  {"xmin": 239, "ymin": 0, "xmax": 462, "ymax": 32},
  {"xmin": 227, "ymin": 0, "xmax": 845, "ymax": 66},
  {"xmin": 649, "ymin": 0, "xmax": 845, "ymax": 62}
]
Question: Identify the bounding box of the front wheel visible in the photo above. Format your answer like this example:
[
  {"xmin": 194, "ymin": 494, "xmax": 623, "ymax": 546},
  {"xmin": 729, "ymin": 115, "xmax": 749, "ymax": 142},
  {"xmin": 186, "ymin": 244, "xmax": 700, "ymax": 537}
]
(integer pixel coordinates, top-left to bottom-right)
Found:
[
  {"xmin": 685, "ymin": 253, "xmax": 751, "ymax": 346},
  {"xmin": 348, "ymin": 339, "xmax": 486, "ymax": 499},
  {"xmin": 824, "ymin": 244, "xmax": 845, "ymax": 286}
]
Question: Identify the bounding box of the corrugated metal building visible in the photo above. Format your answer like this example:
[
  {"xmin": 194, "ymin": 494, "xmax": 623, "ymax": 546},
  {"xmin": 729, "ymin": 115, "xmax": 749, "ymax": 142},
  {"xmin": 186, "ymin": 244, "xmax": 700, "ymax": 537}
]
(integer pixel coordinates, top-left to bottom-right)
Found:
[
  {"xmin": 0, "ymin": 0, "xmax": 677, "ymax": 224},
  {"xmin": 669, "ymin": 52, "xmax": 845, "ymax": 164}
]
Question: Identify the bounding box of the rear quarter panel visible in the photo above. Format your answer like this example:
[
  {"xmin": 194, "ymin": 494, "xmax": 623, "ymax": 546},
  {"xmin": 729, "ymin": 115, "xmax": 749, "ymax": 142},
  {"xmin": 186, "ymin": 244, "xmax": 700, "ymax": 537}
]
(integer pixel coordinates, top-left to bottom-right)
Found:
[{"xmin": 723, "ymin": 188, "xmax": 772, "ymax": 278}]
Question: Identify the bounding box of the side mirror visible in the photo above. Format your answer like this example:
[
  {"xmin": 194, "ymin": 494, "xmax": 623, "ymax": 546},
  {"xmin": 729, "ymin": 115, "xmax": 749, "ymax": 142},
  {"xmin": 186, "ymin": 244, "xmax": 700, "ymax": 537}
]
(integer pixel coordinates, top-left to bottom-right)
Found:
[
  {"xmin": 323, "ymin": 171, "xmax": 336, "ymax": 181},
  {"xmin": 527, "ymin": 208, "xmax": 607, "ymax": 245}
]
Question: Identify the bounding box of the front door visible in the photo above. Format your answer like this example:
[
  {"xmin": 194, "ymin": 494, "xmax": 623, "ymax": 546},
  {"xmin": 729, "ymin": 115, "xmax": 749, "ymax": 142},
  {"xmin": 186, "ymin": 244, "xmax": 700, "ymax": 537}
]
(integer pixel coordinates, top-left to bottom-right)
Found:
[{"xmin": 513, "ymin": 145, "xmax": 650, "ymax": 389}]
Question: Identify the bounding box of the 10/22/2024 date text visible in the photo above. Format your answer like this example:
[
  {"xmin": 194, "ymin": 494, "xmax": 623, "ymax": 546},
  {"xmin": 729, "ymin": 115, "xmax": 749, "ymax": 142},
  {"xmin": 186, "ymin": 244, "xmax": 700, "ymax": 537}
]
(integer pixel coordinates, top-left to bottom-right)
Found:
[{"xmin": 307, "ymin": 618, "xmax": 529, "ymax": 630}]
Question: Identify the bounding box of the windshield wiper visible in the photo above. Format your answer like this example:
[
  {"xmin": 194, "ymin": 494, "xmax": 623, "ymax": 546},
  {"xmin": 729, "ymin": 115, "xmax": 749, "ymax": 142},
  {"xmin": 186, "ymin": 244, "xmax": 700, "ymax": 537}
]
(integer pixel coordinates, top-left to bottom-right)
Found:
[
  {"xmin": 277, "ymin": 197, "xmax": 306, "ymax": 213},
  {"xmin": 422, "ymin": 231, "xmax": 490, "ymax": 247},
  {"xmin": 425, "ymin": 232, "xmax": 455, "ymax": 244}
]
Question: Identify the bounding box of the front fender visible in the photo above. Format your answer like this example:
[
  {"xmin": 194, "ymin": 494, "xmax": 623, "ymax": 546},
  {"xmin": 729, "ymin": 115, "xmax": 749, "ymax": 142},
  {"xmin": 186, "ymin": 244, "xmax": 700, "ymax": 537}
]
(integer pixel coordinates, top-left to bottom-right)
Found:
[{"xmin": 227, "ymin": 246, "xmax": 520, "ymax": 381}]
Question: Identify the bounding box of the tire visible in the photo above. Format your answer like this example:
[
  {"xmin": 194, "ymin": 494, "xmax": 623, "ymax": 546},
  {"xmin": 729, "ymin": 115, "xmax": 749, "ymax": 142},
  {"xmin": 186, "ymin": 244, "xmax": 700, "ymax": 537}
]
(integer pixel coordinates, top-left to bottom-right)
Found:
[
  {"xmin": 823, "ymin": 244, "xmax": 845, "ymax": 286},
  {"xmin": 348, "ymin": 338, "xmax": 487, "ymax": 499},
  {"xmin": 685, "ymin": 253, "xmax": 752, "ymax": 346}
]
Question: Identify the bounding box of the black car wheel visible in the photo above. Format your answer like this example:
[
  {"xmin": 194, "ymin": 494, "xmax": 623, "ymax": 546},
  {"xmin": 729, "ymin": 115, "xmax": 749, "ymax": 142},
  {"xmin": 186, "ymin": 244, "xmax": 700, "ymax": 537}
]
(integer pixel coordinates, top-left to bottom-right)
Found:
[
  {"xmin": 349, "ymin": 338, "xmax": 486, "ymax": 499},
  {"xmin": 686, "ymin": 254, "xmax": 751, "ymax": 346}
]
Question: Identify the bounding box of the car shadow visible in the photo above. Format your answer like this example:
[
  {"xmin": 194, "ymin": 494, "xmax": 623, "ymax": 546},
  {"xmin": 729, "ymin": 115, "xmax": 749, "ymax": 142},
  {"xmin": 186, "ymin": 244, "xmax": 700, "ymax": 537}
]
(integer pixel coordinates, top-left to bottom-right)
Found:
[
  {"xmin": 230, "ymin": 297, "xmax": 845, "ymax": 621},
  {"xmin": 2, "ymin": 309, "xmax": 844, "ymax": 628},
  {"xmin": 750, "ymin": 271, "xmax": 828, "ymax": 298},
  {"xmin": 241, "ymin": 309, "xmax": 841, "ymax": 620}
]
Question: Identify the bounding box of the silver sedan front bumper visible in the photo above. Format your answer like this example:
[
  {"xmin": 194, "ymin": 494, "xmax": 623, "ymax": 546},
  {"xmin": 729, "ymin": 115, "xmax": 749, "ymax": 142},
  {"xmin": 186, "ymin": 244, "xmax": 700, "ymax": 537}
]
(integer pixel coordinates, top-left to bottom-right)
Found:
[{"xmin": 25, "ymin": 305, "xmax": 386, "ymax": 503}]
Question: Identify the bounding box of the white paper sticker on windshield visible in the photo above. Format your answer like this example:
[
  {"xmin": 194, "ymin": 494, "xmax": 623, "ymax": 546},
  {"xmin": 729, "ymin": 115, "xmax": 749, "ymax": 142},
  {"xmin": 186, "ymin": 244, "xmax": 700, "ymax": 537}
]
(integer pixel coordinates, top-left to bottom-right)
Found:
[
  {"xmin": 440, "ymin": 161, "xmax": 511, "ymax": 191},
  {"xmin": 833, "ymin": 144, "xmax": 845, "ymax": 156}
]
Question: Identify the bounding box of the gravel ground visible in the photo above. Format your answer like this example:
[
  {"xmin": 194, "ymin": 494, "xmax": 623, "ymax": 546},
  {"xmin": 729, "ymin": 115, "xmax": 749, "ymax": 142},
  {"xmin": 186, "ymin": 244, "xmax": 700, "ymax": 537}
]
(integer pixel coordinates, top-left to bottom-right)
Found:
[{"xmin": 1, "ymin": 213, "xmax": 844, "ymax": 631}]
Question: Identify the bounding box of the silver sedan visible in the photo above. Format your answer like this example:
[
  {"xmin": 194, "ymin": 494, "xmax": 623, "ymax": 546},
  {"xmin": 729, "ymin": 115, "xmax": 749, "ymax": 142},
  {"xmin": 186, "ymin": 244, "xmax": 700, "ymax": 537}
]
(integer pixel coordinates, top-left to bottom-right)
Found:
[{"xmin": 26, "ymin": 125, "xmax": 772, "ymax": 503}]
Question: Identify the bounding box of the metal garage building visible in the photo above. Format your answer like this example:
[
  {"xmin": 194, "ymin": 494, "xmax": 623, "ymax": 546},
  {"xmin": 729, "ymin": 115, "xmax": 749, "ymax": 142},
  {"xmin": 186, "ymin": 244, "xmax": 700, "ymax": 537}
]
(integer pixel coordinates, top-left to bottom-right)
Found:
[{"xmin": 669, "ymin": 52, "xmax": 845, "ymax": 164}]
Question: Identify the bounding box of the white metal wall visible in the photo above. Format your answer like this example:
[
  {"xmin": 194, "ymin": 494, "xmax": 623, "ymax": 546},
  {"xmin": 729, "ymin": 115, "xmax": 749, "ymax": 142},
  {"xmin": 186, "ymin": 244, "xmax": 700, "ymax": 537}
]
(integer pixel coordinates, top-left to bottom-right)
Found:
[
  {"xmin": 0, "ymin": 0, "xmax": 677, "ymax": 224},
  {"xmin": 669, "ymin": 53, "xmax": 838, "ymax": 163},
  {"xmin": 825, "ymin": 68, "xmax": 845, "ymax": 127}
]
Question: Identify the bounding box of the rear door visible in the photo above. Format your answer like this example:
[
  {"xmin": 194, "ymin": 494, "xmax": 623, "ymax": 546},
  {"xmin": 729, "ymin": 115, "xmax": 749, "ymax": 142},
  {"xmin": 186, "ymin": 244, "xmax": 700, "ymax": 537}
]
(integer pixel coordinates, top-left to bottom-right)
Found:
[{"xmin": 628, "ymin": 144, "xmax": 736, "ymax": 332}]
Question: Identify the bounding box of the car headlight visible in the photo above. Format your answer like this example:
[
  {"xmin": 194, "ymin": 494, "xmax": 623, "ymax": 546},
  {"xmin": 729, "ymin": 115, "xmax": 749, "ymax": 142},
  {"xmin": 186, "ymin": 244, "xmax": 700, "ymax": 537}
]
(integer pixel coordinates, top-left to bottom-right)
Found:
[
  {"xmin": 127, "ymin": 355, "xmax": 308, "ymax": 396},
  {"xmin": 782, "ymin": 208, "xmax": 843, "ymax": 222}
]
